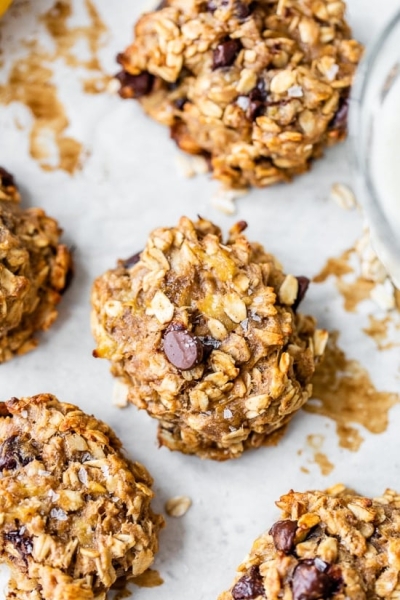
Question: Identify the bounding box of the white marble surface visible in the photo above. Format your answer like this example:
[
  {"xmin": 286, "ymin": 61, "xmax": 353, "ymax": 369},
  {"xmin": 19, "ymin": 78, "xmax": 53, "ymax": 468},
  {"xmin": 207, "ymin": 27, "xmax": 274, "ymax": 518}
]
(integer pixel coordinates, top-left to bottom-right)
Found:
[{"xmin": 0, "ymin": 1, "xmax": 400, "ymax": 598}]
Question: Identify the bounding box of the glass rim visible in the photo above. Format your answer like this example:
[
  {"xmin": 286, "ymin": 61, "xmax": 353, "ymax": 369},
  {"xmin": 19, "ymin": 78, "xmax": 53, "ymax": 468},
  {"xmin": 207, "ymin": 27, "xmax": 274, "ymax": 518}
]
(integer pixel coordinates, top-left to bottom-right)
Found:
[{"xmin": 349, "ymin": 8, "xmax": 400, "ymax": 260}]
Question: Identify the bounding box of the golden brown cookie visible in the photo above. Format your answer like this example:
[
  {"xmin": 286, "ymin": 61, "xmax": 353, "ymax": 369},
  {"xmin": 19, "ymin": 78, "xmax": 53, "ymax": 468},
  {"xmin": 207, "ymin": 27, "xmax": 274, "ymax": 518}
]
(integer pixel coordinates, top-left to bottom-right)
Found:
[
  {"xmin": 219, "ymin": 485, "xmax": 400, "ymax": 600},
  {"xmin": 91, "ymin": 217, "xmax": 327, "ymax": 460},
  {"xmin": 0, "ymin": 394, "xmax": 164, "ymax": 600},
  {"xmin": 0, "ymin": 168, "xmax": 72, "ymax": 363},
  {"xmin": 116, "ymin": 0, "xmax": 363, "ymax": 188}
]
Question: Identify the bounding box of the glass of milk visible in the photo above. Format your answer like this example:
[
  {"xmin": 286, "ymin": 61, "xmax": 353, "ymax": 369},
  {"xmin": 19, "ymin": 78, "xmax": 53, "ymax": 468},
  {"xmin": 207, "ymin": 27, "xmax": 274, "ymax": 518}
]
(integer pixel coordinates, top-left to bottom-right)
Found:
[{"xmin": 350, "ymin": 9, "xmax": 400, "ymax": 288}]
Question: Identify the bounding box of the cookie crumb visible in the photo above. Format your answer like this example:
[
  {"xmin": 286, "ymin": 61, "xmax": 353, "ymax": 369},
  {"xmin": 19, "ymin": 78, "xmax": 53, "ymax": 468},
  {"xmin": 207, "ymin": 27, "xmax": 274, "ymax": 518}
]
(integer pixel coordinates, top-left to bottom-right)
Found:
[
  {"xmin": 112, "ymin": 379, "xmax": 129, "ymax": 408},
  {"xmin": 165, "ymin": 495, "xmax": 192, "ymax": 517},
  {"xmin": 330, "ymin": 183, "xmax": 357, "ymax": 210}
]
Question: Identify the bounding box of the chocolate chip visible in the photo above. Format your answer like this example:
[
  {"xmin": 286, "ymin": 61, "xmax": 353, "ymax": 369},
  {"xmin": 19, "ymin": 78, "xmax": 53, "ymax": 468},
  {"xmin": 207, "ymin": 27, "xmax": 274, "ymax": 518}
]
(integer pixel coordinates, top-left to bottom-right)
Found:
[
  {"xmin": 115, "ymin": 70, "xmax": 154, "ymax": 99},
  {"xmin": 269, "ymin": 519, "xmax": 298, "ymax": 553},
  {"xmin": 0, "ymin": 167, "xmax": 16, "ymax": 189},
  {"xmin": 232, "ymin": 566, "xmax": 265, "ymax": 599},
  {"xmin": 292, "ymin": 559, "xmax": 341, "ymax": 600},
  {"xmin": 0, "ymin": 435, "xmax": 39, "ymax": 472},
  {"xmin": 4, "ymin": 528, "xmax": 33, "ymax": 560},
  {"xmin": 156, "ymin": 0, "xmax": 168, "ymax": 8},
  {"xmin": 235, "ymin": 1, "xmax": 252, "ymax": 19},
  {"xmin": 206, "ymin": 0, "xmax": 218, "ymax": 10},
  {"xmin": 330, "ymin": 97, "xmax": 349, "ymax": 131},
  {"xmin": 292, "ymin": 276, "xmax": 310, "ymax": 312},
  {"xmin": 123, "ymin": 251, "xmax": 142, "ymax": 268},
  {"xmin": 164, "ymin": 328, "xmax": 203, "ymax": 370},
  {"xmin": 197, "ymin": 335, "xmax": 221, "ymax": 356},
  {"xmin": 174, "ymin": 98, "xmax": 188, "ymax": 111},
  {"xmin": 212, "ymin": 39, "xmax": 242, "ymax": 70}
]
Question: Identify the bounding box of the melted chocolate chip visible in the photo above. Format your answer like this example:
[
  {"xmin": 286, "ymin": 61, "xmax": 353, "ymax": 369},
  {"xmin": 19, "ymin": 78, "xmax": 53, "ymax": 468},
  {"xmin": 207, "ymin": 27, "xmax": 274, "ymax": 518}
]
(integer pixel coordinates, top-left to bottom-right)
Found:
[
  {"xmin": 246, "ymin": 84, "xmax": 267, "ymax": 120},
  {"xmin": 164, "ymin": 328, "xmax": 203, "ymax": 370},
  {"xmin": 330, "ymin": 97, "xmax": 349, "ymax": 131},
  {"xmin": 123, "ymin": 251, "xmax": 142, "ymax": 268},
  {"xmin": 292, "ymin": 276, "xmax": 310, "ymax": 312},
  {"xmin": 0, "ymin": 435, "xmax": 39, "ymax": 472},
  {"xmin": 292, "ymin": 559, "xmax": 341, "ymax": 600},
  {"xmin": 212, "ymin": 39, "xmax": 242, "ymax": 70},
  {"xmin": 232, "ymin": 566, "xmax": 265, "ymax": 599},
  {"xmin": 4, "ymin": 529, "xmax": 33, "ymax": 560},
  {"xmin": 269, "ymin": 519, "xmax": 298, "ymax": 553},
  {"xmin": 0, "ymin": 167, "xmax": 16, "ymax": 188},
  {"xmin": 115, "ymin": 70, "xmax": 154, "ymax": 99},
  {"xmin": 156, "ymin": 0, "xmax": 168, "ymax": 8}
]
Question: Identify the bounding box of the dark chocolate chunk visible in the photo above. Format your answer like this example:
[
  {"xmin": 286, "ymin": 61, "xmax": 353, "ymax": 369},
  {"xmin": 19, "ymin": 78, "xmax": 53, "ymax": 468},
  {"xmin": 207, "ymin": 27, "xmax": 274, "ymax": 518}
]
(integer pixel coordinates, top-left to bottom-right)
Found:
[
  {"xmin": 164, "ymin": 328, "xmax": 203, "ymax": 370},
  {"xmin": 330, "ymin": 97, "xmax": 349, "ymax": 132},
  {"xmin": 292, "ymin": 276, "xmax": 310, "ymax": 312},
  {"xmin": 4, "ymin": 528, "xmax": 33, "ymax": 560},
  {"xmin": 212, "ymin": 39, "xmax": 242, "ymax": 70},
  {"xmin": 269, "ymin": 519, "xmax": 298, "ymax": 553},
  {"xmin": 123, "ymin": 251, "xmax": 142, "ymax": 268},
  {"xmin": 292, "ymin": 559, "xmax": 341, "ymax": 600},
  {"xmin": 0, "ymin": 167, "xmax": 16, "ymax": 189},
  {"xmin": 115, "ymin": 70, "xmax": 154, "ymax": 99},
  {"xmin": 232, "ymin": 565, "xmax": 265, "ymax": 599}
]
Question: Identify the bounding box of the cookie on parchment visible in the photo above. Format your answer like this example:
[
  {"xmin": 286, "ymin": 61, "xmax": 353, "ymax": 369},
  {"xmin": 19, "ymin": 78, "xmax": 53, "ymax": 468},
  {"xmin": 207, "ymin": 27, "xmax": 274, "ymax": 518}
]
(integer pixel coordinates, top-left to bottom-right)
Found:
[
  {"xmin": 0, "ymin": 168, "xmax": 72, "ymax": 363},
  {"xmin": 91, "ymin": 216, "xmax": 327, "ymax": 460},
  {"xmin": 0, "ymin": 394, "xmax": 164, "ymax": 600},
  {"xmin": 116, "ymin": 0, "xmax": 362, "ymax": 189},
  {"xmin": 219, "ymin": 485, "xmax": 400, "ymax": 600}
]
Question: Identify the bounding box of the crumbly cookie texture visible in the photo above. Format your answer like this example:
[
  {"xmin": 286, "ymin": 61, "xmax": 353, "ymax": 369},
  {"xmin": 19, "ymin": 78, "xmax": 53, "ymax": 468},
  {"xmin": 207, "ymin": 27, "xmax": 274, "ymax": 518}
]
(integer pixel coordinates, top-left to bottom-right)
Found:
[
  {"xmin": 0, "ymin": 167, "xmax": 73, "ymax": 363},
  {"xmin": 219, "ymin": 485, "xmax": 400, "ymax": 600},
  {"xmin": 0, "ymin": 394, "xmax": 164, "ymax": 600},
  {"xmin": 91, "ymin": 217, "xmax": 327, "ymax": 460},
  {"xmin": 116, "ymin": 0, "xmax": 363, "ymax": 189}
]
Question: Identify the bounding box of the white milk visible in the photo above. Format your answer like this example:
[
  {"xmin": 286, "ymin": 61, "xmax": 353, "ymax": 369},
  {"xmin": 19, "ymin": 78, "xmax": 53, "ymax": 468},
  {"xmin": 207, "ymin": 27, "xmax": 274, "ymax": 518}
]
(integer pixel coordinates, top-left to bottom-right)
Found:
[
  {"xmin": 371, "ymin": 74, "xmax": 400, "ymax": 232},
  {"xmin": 367, "ymin": 72, "xmax": 400, "ymax": 287}
]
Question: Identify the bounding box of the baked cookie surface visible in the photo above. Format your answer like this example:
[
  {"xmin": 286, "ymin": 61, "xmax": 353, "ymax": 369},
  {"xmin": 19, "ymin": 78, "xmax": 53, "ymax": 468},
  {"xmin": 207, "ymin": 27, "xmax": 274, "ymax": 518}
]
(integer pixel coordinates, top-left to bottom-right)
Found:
[
  {"xmin": 0, "ymin": 168, "xmax": 72, "ymax": 363},
  {"xmin": 116, "ymin": 0, "xmax": 363, "ymax": 188},
  {"xmin": 91, "ymin": 217, "xmax": 327, "ymax": 460},
  {"xmin": 219, "ymin": 485, "xmax": 400, "ymax": 600},
  {"xmin": 0, "ymin": 394, "xmax": 164, "ymax": 600}
]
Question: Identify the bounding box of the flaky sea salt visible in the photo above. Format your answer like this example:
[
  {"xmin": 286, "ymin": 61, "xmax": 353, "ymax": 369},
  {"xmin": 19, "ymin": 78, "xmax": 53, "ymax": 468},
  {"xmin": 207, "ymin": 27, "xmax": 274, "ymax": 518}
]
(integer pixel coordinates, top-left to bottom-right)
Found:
[
  {"xmin": 288, "ymin": 85, "xmax": 303, "ymax": 98},
  {"xmin": 236, "ymin": 96, "xmax": 251, "ymax": 110},
  {"xmin": 48, "ymin": 489, "xmax": 60, "ymax": 501},
  {"xmin": 78, "ymin": 467, "xmax": 88, "ymax": 486},
  {"xmin": 50, "ymin": 508, "xmax": 67, "ymax": 521}
]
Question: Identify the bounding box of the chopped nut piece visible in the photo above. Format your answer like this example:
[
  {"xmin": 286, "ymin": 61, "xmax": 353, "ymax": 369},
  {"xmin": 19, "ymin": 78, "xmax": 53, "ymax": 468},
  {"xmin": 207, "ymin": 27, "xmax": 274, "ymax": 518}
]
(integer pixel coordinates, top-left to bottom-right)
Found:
[
  {"xmin": 91, "ymin": 217, "xmax": 326, "ymax": 461},
  {"xmin": 165, "ymin": 495, "xmax": 192, "ymax": 517}
]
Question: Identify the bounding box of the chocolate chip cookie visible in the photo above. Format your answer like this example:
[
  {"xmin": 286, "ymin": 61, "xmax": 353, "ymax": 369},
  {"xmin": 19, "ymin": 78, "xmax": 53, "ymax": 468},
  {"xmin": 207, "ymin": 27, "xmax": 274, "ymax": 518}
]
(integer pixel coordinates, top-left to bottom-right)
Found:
[
  {"xmin": 0, "ymin": 168, "xmax": 72, "ymax": 363},
  {"xmin": 0, "ymin": 394, "xmax": 164, "ymax": 600},
  {"xmin": 219, "ymin": 485, "xmax": 400, "ymax": 600},
  {"xmin": 91, "ymin": 217, "xmax": 327, "ymax": 460},
  {"xmin": 116, "ymin": 0, "xmax": 363, "ymax": 188}
]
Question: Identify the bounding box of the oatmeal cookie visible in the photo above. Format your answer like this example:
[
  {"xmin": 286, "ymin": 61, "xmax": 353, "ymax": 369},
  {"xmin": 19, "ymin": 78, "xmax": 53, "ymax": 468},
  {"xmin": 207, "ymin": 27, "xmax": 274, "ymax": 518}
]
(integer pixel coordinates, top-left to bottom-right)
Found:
[
  {"xmin": 116, "ymin": 0, "xmax": 363, "ymax": 189},
  {"xmin": 0, "ymin": 394, "xmax": 164, "ymax": 600},
  {"xmin": 0, "ymin": 168, "xmax": 72, "ymax": 363},
  {"xmin": 219, "ymin": 485, "xmax": 400, "ymax": 600},
  {"xmin": 91, "ymin": 217, "xmax": 327, "ymax": 460}
]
